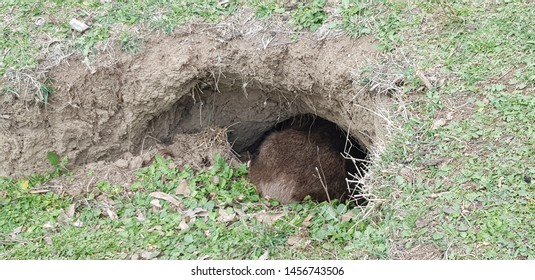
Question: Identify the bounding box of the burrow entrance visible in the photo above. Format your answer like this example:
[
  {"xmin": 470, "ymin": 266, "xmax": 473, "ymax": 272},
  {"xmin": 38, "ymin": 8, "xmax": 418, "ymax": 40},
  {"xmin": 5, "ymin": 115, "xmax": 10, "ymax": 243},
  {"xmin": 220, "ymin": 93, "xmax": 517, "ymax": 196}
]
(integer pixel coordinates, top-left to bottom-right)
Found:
[
  {"xmin": 144, "ymin": 73, "xmax": 371, "ymax": 201},
  {"xmin": 0, "ymin": 27, "xmax": 387, "ymax": 200}
]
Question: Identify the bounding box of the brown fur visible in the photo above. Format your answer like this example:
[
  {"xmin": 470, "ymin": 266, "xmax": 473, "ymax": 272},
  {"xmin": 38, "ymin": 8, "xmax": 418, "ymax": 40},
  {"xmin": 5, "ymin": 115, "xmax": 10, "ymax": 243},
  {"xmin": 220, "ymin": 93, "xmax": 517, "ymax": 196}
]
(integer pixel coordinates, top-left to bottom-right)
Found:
[{"xmin": 249, "ymin": 125, "xmax": 348, "ymax": 204}]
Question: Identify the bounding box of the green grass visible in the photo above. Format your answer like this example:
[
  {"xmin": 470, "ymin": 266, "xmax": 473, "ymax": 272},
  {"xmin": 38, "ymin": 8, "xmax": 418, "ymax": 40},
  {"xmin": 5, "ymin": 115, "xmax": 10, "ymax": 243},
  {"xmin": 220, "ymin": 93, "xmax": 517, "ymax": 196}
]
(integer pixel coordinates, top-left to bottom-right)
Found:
[
  {"xmin": 1, "ymin": 0, "xmax": 534, "ymax": 259},
  {"xmin": 365, "ymin": 0, "xmax": 535, "ymax": 259},
  {"xmin": 0, "ymin": 155, "xmax": 386, "ymax": 259}
]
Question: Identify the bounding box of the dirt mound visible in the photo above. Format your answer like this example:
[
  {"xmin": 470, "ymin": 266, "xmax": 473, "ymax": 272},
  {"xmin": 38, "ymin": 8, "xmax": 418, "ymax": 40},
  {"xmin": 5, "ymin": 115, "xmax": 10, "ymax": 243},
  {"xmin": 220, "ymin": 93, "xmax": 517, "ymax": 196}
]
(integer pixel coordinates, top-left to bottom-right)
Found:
[{"xmin": 0, "ymin": 16, "xmax": 388, "ymax": 183}]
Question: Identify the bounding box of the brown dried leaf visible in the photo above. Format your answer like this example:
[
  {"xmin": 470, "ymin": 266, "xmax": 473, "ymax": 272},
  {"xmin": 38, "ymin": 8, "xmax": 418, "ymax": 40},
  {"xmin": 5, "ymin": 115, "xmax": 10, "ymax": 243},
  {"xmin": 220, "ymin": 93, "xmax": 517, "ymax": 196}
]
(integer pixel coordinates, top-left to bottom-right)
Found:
[
  {"xmin": 44, "ymin": 235, "xmax": 53, "ymax": 245},
  {"xmin": 415, "ymin": 219, "xmax": 429, "ymax": 228},
  {"xmin": 43, "ymin": 222, "xmax": 54, "ymax": 229},
  {"xmin": 287, "ymin": 235, "xmax": 303, "ymax": 246},
  {"xmin": 73, "ymin": 219, "xmax": 83, "ymax": 227},
  {"xmin": 178, "ymin": 219, "xmax": 189, "ymax": 231},
  {"xmin": 149, "ymin": 192, "xmax": 181, "ymax": 208},
  {"xmin": 150, "ymin": 199, "xmax": 162, "ymax": 209},
  {"xmin": 302, "ymin": 215, "xmax": 313, "ymax": 227},
  {"xmin": 9, "ymin": 226, "xmax": 23, "ymax": 239},
  {"xmin": 254, "ymin": 211, "xmax": 284, "ymax": 224},
  {"xmin": 65, "ymin": 203, "xmax": 76, "ymax": 219},
  {"xmin": 340, "ymin": 211, "xmax": 357, "ymax": 222},
  {"xmin": 29, "ymin": 189, "xmax": 51, "ymax": 194},
  {"xmin": 259, "ymin": 250, "xmax": 269, "ymax": 260},
  {"xmin": 175, "ymin": 180, "xmax": 191, "ymax": 196},
  {"xmin": 432, "ymin": 118, "xmax": 447, "ymax": 129},
  {"xmin": 136, "ymin": 210, "xmax": 146, "ymax": 222},
  {"xmin": 148, "ymin": 225, "xmax": 162, "ymax": 232},
  {"xmin": 184, "ymin": 208, "xmax": 209, "ymax": 218},
  {"xmin": 217, "ymin": 208, "xmax": 237, "ymax": 223},
  {"xmin": 105, "ymin": 208, "xmax": 118, "ymax": 220}
]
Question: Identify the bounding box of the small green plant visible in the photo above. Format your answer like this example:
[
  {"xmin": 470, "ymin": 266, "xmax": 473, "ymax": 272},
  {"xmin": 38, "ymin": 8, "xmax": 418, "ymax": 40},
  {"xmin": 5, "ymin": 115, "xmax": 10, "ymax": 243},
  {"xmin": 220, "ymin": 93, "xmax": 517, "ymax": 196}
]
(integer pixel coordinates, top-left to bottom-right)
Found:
[
  {"xmin": 253, "ymin": 0, "xmax": 285, "ymax": 18},
  {"xmin": 119, "ymin": 32, "xmax": 143, "ymax": 53},
  {"xmin": 289, "ymin": 0, "xmax": 328, "ymax": 32},
  {"xmin": 337, "ymin": 0, "xmax": 372, "ymax": 37},
  {"xmin": 47, "ymin": 151, "xmax": 68, "ymax": 177}
]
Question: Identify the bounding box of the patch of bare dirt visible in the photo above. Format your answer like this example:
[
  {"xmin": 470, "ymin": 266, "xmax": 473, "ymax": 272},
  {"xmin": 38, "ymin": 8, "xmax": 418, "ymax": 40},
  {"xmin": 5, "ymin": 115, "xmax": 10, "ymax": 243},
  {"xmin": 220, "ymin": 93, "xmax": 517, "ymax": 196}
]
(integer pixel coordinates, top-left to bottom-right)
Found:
[{"xmin": 0, "ymin": 10, "xmax": 388, "ymax": 191}]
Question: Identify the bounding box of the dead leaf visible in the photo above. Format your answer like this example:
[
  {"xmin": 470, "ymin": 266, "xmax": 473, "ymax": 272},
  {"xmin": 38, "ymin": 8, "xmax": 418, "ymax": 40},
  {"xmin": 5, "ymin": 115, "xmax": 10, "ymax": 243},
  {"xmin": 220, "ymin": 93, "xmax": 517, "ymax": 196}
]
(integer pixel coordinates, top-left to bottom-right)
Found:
[
  {"xmin": 211, "ymin": 176, "xmax": 220, "ymax": 185},
  {"xmin": 73, "ymin": 219, "xmax": 83, "ymax": 227},
  {"xmin": 131, "ymin": 253, "xmax": 140, "ymax": 260},
  {"xmin": 302, "ymin": 215, "xmax": 313, "ymax": 227},
  {"xmin": 150, "ymin": 199, "xmax": 162, "ymax": 209},
  {"xmin": 57, "ymin": 203, "xmax": 76, "ymax": 224},
  {"xmin": 254, "ymin": 211, "xmax": 284, "ymax": 224},
  {"xmin": 29, "ymin": 189, "xmax": 51, "ymax": 194},
  {"xmin": 148, "ymin": 225, "xmax": 162, "ymax": 232},
  {"xmin": 442, "ymin": 207, "xmax": 456, "ymax": 215},
  {"xmin": 175, "ymin": 180, "xmax": 191, "ymax": 196},
  {"xmin": 446, "ymin": 111, "xmax": 454, "ymax": 121},
  {"xmin": 178, "ymin": 219, "xmax": 189, "ymax": 230},
  {"xmin": 234, "ymin": 208, "xmax": 246, "ymax": 217},
  {"xmin": 140, "ymin": 251, "xmax": 160, "ymax": 260},
  {"xmin": 217, "ymin": 208, "xmax": 237, "ymax": 223},
  {"xmin": 184, "ymin": 208, "xmax": 209, "ymax": 218},
  {"xmin": 149, "ymin": 192, "xmax": 181, "ymax": 208},
  {"xmin": 287, "ymin": 235, "xmax": 303, "ymax": 246},
  {"xmin": 340, "ymin": 211, "xmax": 356, "ymax": 222},
  {"xmin": 0, "ymin": 190, "xmax": 6, "ymax": 198},
  {"xmin": 97, "ymin": 195, "xmax": 115, "ymax": 207},
  {"xmin": 457, "ymin": 224, "xmax": 468, "ymax": 232},
  {"xmin": 432, "ymin": 118, "xmax": 447, "ymax": 129},
  {"xmin": 105, "ymin": 208, "xmax": 118, "ymax": 220},
  {"xmin": 259, "ymin": 250, "xmax": 269, "ymax": 260},
  {"xmin": 43, "ymin": 222, "xmax": 54, "ymax": 229},
  {"xmin": 65, "ymin": 203, "xmax": 76, "ymax": 219},
  {"xmin": 422, "ymin": 158, "xmax": 445, "ymax": 166},
  {"xmin": 9, "ymin": 226, "xmax": 22, "ymax": 239},
  {"xmin": 415, "ymin": 219, "xmax": 428, "ymax": 228},
  {"xmin": 44, "ymin": 235, "xmax": 53, "ymax": 245},
  {"xmin": 136, "ymin": 210, "xmax": 146, "ymax": 222}
]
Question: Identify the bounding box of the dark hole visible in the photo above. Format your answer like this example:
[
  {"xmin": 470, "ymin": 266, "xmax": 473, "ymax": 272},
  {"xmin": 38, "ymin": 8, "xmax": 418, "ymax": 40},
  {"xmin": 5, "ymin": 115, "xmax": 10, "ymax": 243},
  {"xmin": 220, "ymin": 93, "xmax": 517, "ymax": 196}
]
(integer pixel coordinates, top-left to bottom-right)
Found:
[{"xmin": 231, "ymin": 114, "xmax": 369, "ymax": 204}]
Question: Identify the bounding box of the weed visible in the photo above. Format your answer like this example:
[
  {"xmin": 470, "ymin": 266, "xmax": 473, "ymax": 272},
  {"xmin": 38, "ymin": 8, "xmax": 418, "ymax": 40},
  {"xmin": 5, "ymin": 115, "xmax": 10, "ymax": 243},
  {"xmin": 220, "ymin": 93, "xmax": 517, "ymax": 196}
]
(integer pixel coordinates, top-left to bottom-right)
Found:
[{"xmin": 289, "ymin": 0, "xmax": 328, "ymax": 32}]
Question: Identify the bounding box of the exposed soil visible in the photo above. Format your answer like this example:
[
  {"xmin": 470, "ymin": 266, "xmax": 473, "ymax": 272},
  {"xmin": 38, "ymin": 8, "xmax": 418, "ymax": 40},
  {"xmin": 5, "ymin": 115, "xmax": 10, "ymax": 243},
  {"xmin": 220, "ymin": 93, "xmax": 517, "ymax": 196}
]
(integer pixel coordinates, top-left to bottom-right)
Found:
[{"xmin": 0, "ymin": 16, "xmax": 389, "ymax": 196}]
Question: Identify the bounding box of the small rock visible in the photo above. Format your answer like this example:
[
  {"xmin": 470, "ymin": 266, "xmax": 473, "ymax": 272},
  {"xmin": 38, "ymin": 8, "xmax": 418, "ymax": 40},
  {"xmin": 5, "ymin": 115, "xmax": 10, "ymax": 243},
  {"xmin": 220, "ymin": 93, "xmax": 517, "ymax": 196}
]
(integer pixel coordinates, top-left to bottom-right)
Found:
[
  {"xmin": 131, "ymin": 253, "xmax": 140, "ymax": 260},
  {"xmin": 115, "ymin": 159, "xmax": 129, "ymax": 168},
  {"xmin": 69, "ymin": 18, "xmax": 89, "ymax": 32}
]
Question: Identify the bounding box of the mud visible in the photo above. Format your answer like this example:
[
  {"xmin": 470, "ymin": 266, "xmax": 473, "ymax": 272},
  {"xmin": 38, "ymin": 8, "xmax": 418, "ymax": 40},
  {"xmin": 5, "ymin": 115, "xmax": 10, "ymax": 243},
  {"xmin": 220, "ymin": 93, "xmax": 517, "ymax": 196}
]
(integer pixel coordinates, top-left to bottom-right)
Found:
[{"xmin": 0, "ymin": 15, "xmax": 388, "ymax": 191}]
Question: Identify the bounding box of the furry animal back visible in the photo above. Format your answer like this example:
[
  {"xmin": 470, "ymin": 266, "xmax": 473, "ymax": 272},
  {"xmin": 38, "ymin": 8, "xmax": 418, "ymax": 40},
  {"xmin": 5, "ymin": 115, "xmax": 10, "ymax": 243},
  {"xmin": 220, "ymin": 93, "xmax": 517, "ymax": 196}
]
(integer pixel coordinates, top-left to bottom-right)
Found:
[{"xmin": 249, "ymin": 126, "xmax": 348, "ymax": 204}]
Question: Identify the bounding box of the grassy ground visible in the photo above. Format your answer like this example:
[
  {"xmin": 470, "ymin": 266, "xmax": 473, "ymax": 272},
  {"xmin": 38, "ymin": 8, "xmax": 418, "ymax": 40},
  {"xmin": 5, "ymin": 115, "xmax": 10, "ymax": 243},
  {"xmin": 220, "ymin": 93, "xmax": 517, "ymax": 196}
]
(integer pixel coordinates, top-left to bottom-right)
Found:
[{"xmin": 1, "ymin": 0, "xmax": 534, "ymax": 259}]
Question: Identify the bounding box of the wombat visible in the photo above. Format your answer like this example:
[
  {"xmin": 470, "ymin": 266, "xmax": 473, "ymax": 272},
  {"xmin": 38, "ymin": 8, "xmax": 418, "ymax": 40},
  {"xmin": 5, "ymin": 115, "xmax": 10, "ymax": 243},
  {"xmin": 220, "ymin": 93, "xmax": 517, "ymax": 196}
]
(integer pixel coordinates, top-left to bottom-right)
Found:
[{"xmin": 249, "ymin": 121, "xmax": 349, "ymax": 204}]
